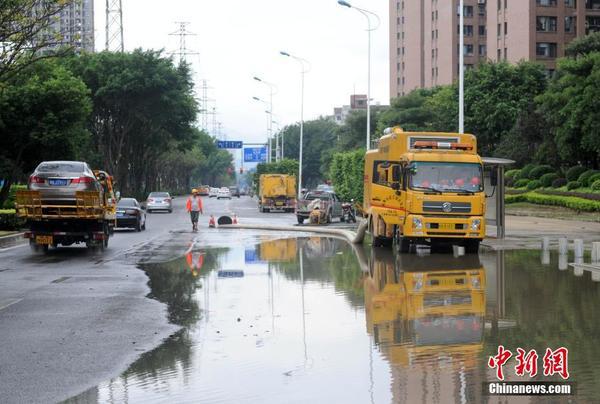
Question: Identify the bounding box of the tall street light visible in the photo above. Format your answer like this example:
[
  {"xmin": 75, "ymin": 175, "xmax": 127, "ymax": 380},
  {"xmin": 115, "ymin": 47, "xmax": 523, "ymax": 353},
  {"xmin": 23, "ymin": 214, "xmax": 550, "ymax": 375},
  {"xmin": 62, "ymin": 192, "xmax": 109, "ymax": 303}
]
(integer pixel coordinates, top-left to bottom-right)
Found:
[
  {"xmin": 459, "ymin": 0, "xmax": 465, "ymax": 134},
  {"xmin": 338, "ymin": 0, "xmax": 380, "ymax": 150},
  {"xmin": 254, "ymin": 77, "xmax": 279, "ymax": 161},
  {"xmin": 272, "ymin": 120, "xmax": 283, "ymax": 159},
  {"xmin": 280, "ymin": 51, "xmax": 310, "ymax": 199},
  {"xmin": 252, "ymin": 96, "xmax": 272, "ymax": 163}
]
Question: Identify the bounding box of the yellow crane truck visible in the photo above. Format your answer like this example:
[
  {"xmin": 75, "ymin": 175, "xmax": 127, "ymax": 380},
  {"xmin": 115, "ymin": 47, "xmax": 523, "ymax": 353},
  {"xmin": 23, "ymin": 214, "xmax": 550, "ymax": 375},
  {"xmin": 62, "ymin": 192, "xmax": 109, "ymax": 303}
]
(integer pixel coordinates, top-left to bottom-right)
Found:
[
  {"xmin": 258, "ymin": 174, "xmax": 296, "ymax": 213},
  {"xmin": 364, "ymin": 127, "xmax": 485, "ymax": 253},
  {"xmin": 15, "ymin": 170, "xmax": 117, "ymax": 253}
]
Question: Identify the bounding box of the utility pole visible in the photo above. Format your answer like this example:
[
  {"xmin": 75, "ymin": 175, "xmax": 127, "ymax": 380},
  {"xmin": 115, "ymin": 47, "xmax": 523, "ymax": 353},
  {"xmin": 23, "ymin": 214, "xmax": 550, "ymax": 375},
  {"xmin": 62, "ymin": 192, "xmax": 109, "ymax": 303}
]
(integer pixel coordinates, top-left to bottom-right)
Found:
[{"xmin": 105, "ymin": 0, "xmax": 124, "ymax": 52}]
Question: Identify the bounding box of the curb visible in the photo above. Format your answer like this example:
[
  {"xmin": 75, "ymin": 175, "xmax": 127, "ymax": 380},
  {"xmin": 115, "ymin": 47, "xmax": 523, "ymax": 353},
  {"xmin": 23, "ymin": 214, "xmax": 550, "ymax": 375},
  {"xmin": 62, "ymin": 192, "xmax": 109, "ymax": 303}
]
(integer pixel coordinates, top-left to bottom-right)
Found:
[{"xmin": 0, "ymin": 232, "xmax": 25, "ymax": 249}]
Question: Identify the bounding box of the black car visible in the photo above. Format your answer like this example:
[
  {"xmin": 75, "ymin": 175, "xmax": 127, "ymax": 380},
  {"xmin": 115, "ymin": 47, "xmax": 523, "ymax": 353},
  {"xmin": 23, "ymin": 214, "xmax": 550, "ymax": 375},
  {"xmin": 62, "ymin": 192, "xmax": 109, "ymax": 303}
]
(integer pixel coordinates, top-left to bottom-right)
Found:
[
  {"xmin": 229, "ymin": 186, "xmax": 241, "ymax": 198},
  {"xmin": 116, "ymin": 198, "xmax": 146, "ymax": 231}
]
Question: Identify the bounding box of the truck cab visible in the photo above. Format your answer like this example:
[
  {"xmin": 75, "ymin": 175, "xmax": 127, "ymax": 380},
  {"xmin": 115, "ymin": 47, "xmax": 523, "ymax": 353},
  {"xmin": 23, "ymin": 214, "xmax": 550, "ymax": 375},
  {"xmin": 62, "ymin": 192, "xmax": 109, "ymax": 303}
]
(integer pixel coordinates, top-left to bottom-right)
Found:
[{"xmin": 364, "ymin": 127, "xmax": 485, "ymax": 253}]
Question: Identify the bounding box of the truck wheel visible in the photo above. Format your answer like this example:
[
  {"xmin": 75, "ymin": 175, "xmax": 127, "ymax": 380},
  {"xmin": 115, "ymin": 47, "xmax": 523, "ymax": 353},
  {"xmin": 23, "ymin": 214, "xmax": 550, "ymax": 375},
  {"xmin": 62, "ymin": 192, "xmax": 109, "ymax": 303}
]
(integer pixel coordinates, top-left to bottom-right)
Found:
[
  {"xmin": 297, "ymin": 216, "xmax": 304, "ymax": 224},
  {"xmin": 465, "ymin": 239, "xmax": 480, "ymax": 254}
]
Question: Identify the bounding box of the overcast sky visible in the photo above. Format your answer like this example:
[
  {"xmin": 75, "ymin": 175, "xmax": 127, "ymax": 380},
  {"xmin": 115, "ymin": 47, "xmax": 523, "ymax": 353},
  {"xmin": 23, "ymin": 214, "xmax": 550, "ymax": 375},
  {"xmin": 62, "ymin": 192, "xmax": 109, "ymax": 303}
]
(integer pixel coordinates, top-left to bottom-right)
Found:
[{"xmin": 94, "ymin": 0, "xmax": 389, "ymax": 145}]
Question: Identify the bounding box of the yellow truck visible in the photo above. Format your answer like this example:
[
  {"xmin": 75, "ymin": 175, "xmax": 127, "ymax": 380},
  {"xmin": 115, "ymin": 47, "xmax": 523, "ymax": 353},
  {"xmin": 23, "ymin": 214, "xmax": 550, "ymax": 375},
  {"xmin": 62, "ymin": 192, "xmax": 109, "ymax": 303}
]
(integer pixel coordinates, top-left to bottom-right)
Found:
[
  {"xmin": 15, "ymin": 169, "xmax": 117, "ymax": 253},
  {"xmin": 364, "ymin": 126, "xmax": 485, "ymax": 253},
  {"xmin": 258, "ymin": 174, "xmax": 296, "ymax": 213}
]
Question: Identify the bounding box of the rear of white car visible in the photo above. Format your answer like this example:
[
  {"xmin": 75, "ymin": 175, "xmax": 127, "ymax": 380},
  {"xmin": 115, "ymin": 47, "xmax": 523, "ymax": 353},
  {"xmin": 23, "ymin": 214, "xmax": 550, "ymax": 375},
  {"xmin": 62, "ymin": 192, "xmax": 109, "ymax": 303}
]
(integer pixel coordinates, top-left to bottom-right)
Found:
[
  {"xmin": 217, "ymin": 188, "xmax": 231, "ymax": 199},
  {"xmin": 209, "ymin": 188, "xmax": 219, "ymax": 198},
  {"xmin": 146, "ymin": 192, "xmax": 172, "ymax": 213}
]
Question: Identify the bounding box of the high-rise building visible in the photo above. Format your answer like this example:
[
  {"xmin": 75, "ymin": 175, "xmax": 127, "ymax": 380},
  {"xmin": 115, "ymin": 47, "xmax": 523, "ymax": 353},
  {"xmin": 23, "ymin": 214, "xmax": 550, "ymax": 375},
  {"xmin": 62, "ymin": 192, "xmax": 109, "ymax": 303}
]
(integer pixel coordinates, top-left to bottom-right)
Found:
[
  {"xmin": 390, "ymin": 0, "xmax": 600, "ymax": 100},
  {"xmin": 39, "ymin": 0, "xmax": 95, "ymax": 53}
]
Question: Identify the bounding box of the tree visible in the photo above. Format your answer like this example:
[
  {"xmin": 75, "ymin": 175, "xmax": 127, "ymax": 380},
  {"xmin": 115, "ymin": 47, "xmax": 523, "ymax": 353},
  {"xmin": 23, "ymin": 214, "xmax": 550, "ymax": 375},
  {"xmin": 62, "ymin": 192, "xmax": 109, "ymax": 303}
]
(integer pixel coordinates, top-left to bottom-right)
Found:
[
  {"xmin": 329, "ymin": 149, "xmax": 364, "ymax": 203},
  {"xmin": 253, "ymin": 159, "xmax": 299, "ymax": 192},
  {"xmin": 537, "ymin": 52, "xmax": 600, "ymax": 168},
  {"xmin": 64, "ymin": 50, "xmax": 198, "ymax": 196},
  {"xmin": 376, "ymin": 88, "xmax": 441, "ymax": 133},
  {"xmin": 565, "ymin": 32, "xmax": 600, "ymax": 58},
  {"xmin": 0, "ymin": 59, "xmax": 91, "ymax": 205},
  {"xmin": 280, "ymin": 118, "xmax": 339, "ymax": 187},
  {"xmin": 0, "ymin": 0, "xmax": 74, "ymax": 82},
  {"xmin": 463, "ymin": 62, "xmax": 547, "ymax": 156}
]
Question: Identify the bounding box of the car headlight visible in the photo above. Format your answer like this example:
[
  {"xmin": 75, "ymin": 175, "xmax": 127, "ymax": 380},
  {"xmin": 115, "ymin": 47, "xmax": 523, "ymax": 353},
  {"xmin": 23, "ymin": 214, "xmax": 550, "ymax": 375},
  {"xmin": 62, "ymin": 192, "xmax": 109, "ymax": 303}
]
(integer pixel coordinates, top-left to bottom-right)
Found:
[
  {"xmin": 413, "ymin": 217, "xmax": 423, "ymax": 230},
  {"xmin": 471, "ymin": 219, "xmax": 481, "ymax": 231}
]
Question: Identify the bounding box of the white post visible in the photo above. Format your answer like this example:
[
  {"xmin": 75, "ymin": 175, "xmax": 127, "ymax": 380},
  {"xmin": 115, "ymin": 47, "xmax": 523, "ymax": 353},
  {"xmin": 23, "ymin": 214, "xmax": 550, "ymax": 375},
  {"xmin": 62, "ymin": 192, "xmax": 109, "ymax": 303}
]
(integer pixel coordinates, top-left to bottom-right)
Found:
[
  {"xmin": 574, "ymin": 239, "xmax": 584, "ymax": 259},
  {"xmin": 298, "ymin": 68, "xmax": 304, "ymax": 199},
  {"xmin": 366, "ymin": 21, "xmax": 371, "ymax": 150},
  {"xmin": 541, "ymin": 237, "xmax": 550, "ymax": 251},
  {"xmin": 558, "ymin": 237, "xmax": 568, "ymax": 255},
  {"xmin": 592, "ymin": 242, "xmax": 600, "ymax": 263},
  {"xmin": 459, "ymin": 0, "xmax": 464, "ymax": 134}
]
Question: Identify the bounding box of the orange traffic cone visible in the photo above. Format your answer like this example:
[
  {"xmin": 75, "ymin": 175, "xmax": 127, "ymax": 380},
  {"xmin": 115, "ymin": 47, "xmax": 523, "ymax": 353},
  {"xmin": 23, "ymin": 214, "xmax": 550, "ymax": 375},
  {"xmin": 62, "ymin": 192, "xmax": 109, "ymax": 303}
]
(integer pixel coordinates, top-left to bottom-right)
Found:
[
  {"xmin": 233, "ymin": 214, "xmax": 238, "ymax": 224},
  {"xmin": 209, "ymin": 215, "xmax": 216, "ymax": 228}
]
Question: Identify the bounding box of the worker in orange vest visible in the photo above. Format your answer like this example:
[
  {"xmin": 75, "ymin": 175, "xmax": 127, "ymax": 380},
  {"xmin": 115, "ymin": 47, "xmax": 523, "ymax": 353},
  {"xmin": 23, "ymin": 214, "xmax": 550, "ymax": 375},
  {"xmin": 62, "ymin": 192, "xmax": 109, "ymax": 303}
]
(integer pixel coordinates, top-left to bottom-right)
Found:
[{"xmin": 186, "ymin": 189, "xmax": 204, "ymax": 232}]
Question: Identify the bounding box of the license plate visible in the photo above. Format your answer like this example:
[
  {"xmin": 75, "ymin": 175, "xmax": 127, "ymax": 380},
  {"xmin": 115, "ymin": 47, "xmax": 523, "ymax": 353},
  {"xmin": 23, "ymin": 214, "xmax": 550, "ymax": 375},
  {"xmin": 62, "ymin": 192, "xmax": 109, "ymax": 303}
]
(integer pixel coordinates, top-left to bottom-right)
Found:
[
  {"xmin": 117, "ymin": 212, "xmax": 125, "ymax": 217},
  {"xmin": 35, "ymin": 235, "xmax": 53, "ymax": 245},
  {"xmin": 276, "ymin": 202, "xmax": 283, "ymax": 206},
  {"xmin": 439, "ymin": 223, "xmax": 454, "ymax": 230},
  {"xmin": 49, "ymin": 179, "xmax": 68, "ymax": 186}
]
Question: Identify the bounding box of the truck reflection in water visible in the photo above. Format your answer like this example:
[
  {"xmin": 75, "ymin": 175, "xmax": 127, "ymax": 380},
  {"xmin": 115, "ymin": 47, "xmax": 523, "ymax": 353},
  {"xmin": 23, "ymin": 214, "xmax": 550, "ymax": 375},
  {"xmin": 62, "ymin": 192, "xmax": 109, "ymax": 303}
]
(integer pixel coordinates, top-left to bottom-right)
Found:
[{"xmin": 364, "ymin": 249, "xmax": 486, "ymax": 402}]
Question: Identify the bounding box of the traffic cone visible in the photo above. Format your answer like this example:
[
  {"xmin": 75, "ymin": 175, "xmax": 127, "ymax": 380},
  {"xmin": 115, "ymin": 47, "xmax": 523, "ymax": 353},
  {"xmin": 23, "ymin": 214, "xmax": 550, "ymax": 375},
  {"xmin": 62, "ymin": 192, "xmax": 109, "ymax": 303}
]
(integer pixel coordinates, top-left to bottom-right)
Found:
[
  {"xmin": 209, "ymin": 215, "xmax": 216, "ymax": 228},
  {"xmin": 233, "ymin": 214, "xmax": 238, "ymax": 224}
]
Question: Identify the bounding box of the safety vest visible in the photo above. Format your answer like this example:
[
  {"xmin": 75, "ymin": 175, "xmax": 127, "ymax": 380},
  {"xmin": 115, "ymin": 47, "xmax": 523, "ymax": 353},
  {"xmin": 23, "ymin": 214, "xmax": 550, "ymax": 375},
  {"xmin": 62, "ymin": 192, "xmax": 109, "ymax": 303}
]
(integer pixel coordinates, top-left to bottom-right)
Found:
[{"xmin": 186, "ymin": 196, "xmax": 203, "ymax": 212}]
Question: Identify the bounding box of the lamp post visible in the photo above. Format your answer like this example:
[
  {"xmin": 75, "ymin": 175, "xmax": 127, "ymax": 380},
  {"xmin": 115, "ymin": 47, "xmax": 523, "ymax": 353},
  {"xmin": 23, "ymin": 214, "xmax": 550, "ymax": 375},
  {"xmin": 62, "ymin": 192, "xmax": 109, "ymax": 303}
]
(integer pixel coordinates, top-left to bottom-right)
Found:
[
  {"xmin": 254, "ymin": 77, "xmax": 279, "ymax": 161},
  {"xmin": 280, "ymin": 51, "xmax": 310, "ymax": 199},
  {"xmin": 272, "ymin": 120, "xmax": 282, "ymax": 159},
  {"xmin": 252, "ymin": 96, "xmax": 272, "ymax": 163},
  {"xmin": 338, "ymin": 0, "xmax": 380, "ymax": 150},
  {"xmin": 459, "ymin": 0, "xmax": 465, "ymax": 134}
]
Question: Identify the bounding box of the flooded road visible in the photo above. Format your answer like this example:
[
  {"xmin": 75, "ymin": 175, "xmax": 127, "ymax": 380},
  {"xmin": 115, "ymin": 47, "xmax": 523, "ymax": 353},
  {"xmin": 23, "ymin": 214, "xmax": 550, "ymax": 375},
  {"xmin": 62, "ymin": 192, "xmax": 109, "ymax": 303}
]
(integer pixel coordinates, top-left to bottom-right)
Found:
[{"xmin": 67, "ymin": 236, "xmax": 600, "ymax": 403}]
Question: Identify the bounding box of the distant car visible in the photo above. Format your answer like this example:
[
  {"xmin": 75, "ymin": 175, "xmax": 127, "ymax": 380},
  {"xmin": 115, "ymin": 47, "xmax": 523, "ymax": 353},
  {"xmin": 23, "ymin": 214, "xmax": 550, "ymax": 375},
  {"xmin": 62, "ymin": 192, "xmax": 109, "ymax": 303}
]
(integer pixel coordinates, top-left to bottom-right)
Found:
[
  {"xmin": 217, "ymin": 188, "xmax": 232, "ymax": 199},
  {"xmin": 28, "ymin": 161, "xmax": 102, "ymax": 203},
  {"xmin": 209, "ymin": 187, "xmax": 219, "ymax": 198},
  {"xmin": 146, "ymin": 192, "xmax": 172, "ymax": 213},
  {"xmin": 116, "ymin": 198, "xmax": 146, "ymax": 231},
  {"xmin": 198, "ymin": 185, "xmax": 210, "ymax": 196},
  {"xmin": 229, "ymin": 186, "xmax": 240, "ymax": 198}
]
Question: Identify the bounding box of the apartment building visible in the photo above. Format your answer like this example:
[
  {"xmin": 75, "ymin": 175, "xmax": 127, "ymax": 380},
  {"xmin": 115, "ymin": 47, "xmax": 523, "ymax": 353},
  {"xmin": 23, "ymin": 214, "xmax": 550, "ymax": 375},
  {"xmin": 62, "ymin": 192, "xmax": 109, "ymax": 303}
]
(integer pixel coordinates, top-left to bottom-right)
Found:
[
  {"xmin": 390, "ymin": 0, "xmax": 487, "ymax": 98},
  {"xmin": 390, "ymin": 0, "xmax": 600, "ymax": 99},
  {"xmin": 38, "ymin": 0, "xmax": 95, "ymax": 53},
  {"xmin": 488, "ymin": 0, "xmax": 600, "ymax": 73}
]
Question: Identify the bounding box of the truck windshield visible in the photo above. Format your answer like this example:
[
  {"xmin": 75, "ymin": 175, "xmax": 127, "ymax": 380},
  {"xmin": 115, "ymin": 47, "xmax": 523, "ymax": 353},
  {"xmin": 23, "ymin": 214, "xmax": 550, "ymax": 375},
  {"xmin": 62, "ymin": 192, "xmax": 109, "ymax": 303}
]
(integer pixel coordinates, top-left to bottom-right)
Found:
[{"xmin": 409, "ymin": 162, "xmax": 483, "ymax": 193}]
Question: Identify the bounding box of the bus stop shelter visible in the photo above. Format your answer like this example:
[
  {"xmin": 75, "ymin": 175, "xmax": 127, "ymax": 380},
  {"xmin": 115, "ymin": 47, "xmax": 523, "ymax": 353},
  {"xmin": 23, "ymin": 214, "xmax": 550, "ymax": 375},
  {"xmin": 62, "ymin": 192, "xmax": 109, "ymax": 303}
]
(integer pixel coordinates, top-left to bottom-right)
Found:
[{"xmin": 483, "ymin": 157, "xmax": 515, "ymax": 239}]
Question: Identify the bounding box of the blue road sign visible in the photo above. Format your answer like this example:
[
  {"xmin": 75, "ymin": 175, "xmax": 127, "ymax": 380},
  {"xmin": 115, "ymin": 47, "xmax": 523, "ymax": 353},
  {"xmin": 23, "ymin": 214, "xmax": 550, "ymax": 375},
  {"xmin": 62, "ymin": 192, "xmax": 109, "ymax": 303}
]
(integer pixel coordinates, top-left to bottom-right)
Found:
[
  {"xmin": 243, "ymin": 147, "xmax": 267, "ymax": 163},
  {"xmin": 217, "ymin": 140, "xmax": 243, "ymax": 149}
]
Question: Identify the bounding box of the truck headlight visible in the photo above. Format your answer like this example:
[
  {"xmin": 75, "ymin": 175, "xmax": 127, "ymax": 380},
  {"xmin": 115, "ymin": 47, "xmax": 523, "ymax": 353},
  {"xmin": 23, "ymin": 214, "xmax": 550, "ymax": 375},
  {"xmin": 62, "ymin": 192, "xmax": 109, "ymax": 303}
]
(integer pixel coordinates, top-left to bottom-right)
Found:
[
  {"xmin": 471, "ymin": 276, "xmax": 481, "ymax": 289},
  {"xmin": 413, "ymin": 273, "xmax": 423, "ymax": 291},
  {"xmin": 471, "ymin": 219, "xmax": 481, "ymax": 231},
  {"xmin": 413, "ymin": 217, "xmax": 423, "ymax": 230}
]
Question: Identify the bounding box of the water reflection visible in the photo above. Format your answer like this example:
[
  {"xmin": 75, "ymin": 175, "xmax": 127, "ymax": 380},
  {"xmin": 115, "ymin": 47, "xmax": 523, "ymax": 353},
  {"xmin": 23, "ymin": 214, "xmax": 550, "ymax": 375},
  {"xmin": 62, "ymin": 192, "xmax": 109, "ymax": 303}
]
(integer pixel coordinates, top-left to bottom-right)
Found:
[{"xmin": 65, "ymin": 238, "xmax": 600, "ymax": 403}]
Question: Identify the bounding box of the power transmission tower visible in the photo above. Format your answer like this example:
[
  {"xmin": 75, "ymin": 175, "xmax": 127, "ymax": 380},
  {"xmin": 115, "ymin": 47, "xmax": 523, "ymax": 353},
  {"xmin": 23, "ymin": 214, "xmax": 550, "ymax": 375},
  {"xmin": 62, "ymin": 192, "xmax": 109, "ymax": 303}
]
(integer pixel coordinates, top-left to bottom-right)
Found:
[
  {"xmin": 199, "ymin": 80, "xmax": 214, "ymax": 132},
  {"xmin": 105, "ymin": 0, "xmax": 124, "ymax": 52},
  {"xmin": 169, "ymin": 22, "xmax": 199, "ymax": 64}
]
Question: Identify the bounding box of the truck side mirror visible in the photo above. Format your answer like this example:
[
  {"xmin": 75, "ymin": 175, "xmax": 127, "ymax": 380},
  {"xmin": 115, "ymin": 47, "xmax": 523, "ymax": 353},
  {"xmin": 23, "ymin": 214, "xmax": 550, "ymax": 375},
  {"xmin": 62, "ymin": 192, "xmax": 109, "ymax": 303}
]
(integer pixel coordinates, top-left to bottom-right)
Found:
[
  {"xmin": 392, "ymin": 165, "xmax": 401, "ymax": 182},
  {"xmin": 391, "ymin": 182, "xmax": 400, "ymax": 190}
]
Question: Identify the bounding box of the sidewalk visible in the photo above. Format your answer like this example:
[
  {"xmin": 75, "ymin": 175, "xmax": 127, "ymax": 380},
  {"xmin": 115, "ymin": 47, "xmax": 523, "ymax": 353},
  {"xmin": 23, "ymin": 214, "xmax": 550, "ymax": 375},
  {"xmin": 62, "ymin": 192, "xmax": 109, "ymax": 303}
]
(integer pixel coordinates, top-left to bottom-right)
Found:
[{"xmin": 484, "ymin": 215, "xmax": 600, "ymax": 250}]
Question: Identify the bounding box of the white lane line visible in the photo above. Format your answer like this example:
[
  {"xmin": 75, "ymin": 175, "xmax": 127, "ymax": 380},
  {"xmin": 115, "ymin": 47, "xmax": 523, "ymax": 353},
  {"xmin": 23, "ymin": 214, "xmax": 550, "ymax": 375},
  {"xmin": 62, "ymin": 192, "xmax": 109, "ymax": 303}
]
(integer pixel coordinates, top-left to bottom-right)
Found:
[
  {"xmin": 0, "ymin": 243, "xmax": 28, "ymax": 253},
  {"xmin": 0, "ymin": 298, "xmax": 23, "ymax": 312}
]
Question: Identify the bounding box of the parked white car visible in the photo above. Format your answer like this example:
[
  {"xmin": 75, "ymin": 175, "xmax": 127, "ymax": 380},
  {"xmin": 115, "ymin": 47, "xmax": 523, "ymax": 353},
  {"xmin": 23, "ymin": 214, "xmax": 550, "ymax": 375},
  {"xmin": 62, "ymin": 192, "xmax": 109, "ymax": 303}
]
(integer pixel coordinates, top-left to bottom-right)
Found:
[
  {"xmin": 209, "ymin": 187, "xmax": 219, "ymax": 198},
  {"xmin": 217, "ymin": 188, "xmax": 231, "ymax": 199}
]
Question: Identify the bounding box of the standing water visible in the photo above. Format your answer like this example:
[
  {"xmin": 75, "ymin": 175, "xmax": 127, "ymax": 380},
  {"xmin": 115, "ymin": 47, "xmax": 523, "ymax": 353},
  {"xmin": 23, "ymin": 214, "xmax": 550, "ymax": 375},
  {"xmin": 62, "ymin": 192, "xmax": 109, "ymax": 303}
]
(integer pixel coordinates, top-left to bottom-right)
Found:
[{"xmin": 66, "ymin": 237, "xmax": 600, "ymax": 403}]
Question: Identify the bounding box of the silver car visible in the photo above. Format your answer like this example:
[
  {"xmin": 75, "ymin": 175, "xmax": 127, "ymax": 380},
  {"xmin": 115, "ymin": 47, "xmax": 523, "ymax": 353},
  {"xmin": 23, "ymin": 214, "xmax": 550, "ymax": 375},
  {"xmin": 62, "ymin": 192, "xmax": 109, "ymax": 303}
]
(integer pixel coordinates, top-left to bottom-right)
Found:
[
  {"xmin": 28, "ymin": 161, "xmax": 101, "ymax": 203},
  {"xmin": 146, "ymin": 192, "xmax": 173, "ymax": 213}
]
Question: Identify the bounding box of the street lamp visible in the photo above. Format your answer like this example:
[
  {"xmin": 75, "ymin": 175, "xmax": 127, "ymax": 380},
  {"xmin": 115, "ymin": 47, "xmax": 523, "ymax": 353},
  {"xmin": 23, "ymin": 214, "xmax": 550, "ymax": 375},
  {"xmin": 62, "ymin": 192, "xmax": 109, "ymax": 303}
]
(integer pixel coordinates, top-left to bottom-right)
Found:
[
  {"xmin": 459, "ymin": 0, "xmax": 465, "ymax": 134},
  {"xmin": 280, "ymin": 50, "xmax": 310, "ymax": 199},
  {"xmin": 337, "ymin": 0, "xmax": 380, "ymax": 150},
  {"xmin": 254, "ymin": 77, "xmax": 279, "ymax": 161},
  {"xmin": 272, "ymin": 120, "xmax": 283, "ymax": 159},
  {"xmin": 252, "ymin": 96, "xmax": 272, "ymax": 163}
]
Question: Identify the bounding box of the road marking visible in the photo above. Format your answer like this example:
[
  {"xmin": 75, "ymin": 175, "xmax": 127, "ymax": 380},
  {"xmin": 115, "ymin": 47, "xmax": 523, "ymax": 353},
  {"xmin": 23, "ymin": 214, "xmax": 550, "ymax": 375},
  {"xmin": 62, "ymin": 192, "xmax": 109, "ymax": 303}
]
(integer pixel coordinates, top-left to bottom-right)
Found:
[
  {"xmin": 0, "ymin": 243, "xmax": 28, "ymax": 253},
  {"xmin": 51, "ymin": 276, "xmax": 71, "ymax": 284},
  {"xmin": 0, "ymin": 298, "xmax": 23, "ymax": 312}
]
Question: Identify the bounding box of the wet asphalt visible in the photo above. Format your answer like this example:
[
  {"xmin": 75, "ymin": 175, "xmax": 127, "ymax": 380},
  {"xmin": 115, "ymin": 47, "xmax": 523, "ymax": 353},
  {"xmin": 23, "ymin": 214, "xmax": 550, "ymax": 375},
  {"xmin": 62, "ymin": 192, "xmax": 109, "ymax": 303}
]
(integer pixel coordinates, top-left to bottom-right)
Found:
[{"xmin": 0, "ymin": 195, "xmax": 288, "ymax": 404}]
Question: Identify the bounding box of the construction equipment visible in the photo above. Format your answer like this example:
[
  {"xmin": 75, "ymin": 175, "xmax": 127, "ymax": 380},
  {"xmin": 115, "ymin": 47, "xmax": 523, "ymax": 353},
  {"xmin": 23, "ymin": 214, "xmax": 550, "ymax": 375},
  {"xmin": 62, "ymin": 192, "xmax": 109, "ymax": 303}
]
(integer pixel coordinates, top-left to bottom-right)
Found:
[{"xmin": 258, "ymin": 174, "xmax": 296, "ymax": 213}]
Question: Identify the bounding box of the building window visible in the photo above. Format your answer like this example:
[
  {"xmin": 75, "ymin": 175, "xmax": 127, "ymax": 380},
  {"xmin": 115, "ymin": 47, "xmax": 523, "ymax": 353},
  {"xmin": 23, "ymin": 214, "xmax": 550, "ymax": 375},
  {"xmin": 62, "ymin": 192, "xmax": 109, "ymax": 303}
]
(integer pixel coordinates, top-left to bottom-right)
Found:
[
  {"xmin": 497, "ymin": 23, "xmax": 502, "ymax": 36},
  {"xmin": 586, "ymin": 0, "xmax": 600, "ymax": 9},
  {"xmin": 498, "ymin": 0, "xmax": 502, "ymax": 9},
  {"xmin": 565, "ymin": 0, "xmax": 576, "ymax": 7},
  {"xmin": 464, "ymin": 44, "xmax": 474, "ymax": 56},
  {"xmin": 504, "ymin": 47, "xmax": 508, "ymax": 60},
  {"xmin": 537, "ymin": 0, "xmax": 557, "ymax": 5},
  {"xmin": 479, "ymin": 25, "xmax": 487, "ymax": 36},
  {"xmin": 478, "ymin": 4, "xmax": 486, "ymax": 15},
  {"xmin": 505, "ymin": 0, "xmax": 508, "ymax": 8},
  {"xmin": 536, "ymin": 42, "xmax": 557, "ymax": 57},
  {"xmin": 479, "ymin": 44, "xmax": 487, "ymax": 56},
  {"xmin": 565, "ymin": 16, "xmax": 576, "ymax": 32},
  {"xmin": 586, "ymin": 16, "xmax": 600, "ymax": 33},
  {"xmin": 497, "ymin": 48, "xmax": 502, "ymax": 60},
  {"xmin": 537, "ymin": 16, "xmax": 558, "ymax": 31},
  {"xmin": 397, "ymin": 62, "xmax": 401, "ymax": 71},
  {"xmin": 397, "ymin": 47, "xmax": 401, "ymax": 55},
  {"xmin": 504, "ymin": 22, "xmax": 508, "ymax": 35},
  {"xmin": 458, "ymin": 5, "xmax": 474, "ymax": 17},
  {"xmin": 458, "ymin": 25, "xmax": 474, "ymax": 36}
]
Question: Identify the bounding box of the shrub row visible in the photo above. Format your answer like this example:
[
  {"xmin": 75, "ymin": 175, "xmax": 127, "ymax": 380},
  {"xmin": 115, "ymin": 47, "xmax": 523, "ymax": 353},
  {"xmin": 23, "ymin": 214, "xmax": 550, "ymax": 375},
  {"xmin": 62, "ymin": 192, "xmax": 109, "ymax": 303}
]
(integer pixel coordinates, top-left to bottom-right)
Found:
[
  {"xmin": 505, "ymin": 192, "xmax": 600, "ymax": 212},
  {"xmin": 536, "ymin": 189, "xmax": 600, "ymax": 201},
  {"xmin": 0, "ymin": 211, "xmax": 26, "ymax": 231},
  {"xmin": 1, "ymin": 184, "xmax": 27, "ymax": 209}
]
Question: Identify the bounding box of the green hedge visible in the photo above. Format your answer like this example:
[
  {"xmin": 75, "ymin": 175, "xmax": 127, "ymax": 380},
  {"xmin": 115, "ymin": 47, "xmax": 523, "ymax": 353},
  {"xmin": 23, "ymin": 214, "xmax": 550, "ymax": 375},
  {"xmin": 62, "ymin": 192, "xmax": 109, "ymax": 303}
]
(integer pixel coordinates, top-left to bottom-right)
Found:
[
  {"xmin": 578, "ymin": 170, "xmax": 600, "ymax": 187},
  {"xmin": 539, "ymin": 173, "xmax": 559, "ymax": 187},
  {"xmin": 567, "ymin": 181, "xmax": 582, "ymax": 190},
  {"xmin": 514, "ymin": 179, "xmax": 530, "ymax": 188},
  {"xmin": 526, "ymin": 180, "xmax": 542, "ymax": 190},
  {"xmin": 592, "ymin": 180, "xmax": 600, "ymax": 191},
  {"xmin": 2, "ymin": 185, "xmax": 27, "ymax": 209},
  {"xmin": 566, "ymin": 166, "xmax": 587, "ymax": 182},
  {"xmin": 506, "ymin": 192, "xmax": 600, "ymax": 212},
  {"xmin": 0, "ymin": 211, "xmax": 26, "ymax": 230},
  {"xmin": 529, "ymin": 165, "xmax": 554, "ymax": 180},
  {"xmin": 551, "ymin": 178, "xmax": 568, "ymax": 188},
  {"xmin": 520, "ymin": 164, "xmax": 537, "ymax": 180}
]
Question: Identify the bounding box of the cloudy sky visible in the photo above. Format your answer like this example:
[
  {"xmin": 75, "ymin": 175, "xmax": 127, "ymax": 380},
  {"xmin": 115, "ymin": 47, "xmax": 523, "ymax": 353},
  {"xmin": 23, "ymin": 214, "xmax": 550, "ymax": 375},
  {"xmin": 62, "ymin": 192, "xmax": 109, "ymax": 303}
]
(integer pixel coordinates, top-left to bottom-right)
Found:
[{"xmin": 94, "ymin": 0, "xmax": 390, "ymax": 145}]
